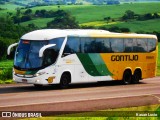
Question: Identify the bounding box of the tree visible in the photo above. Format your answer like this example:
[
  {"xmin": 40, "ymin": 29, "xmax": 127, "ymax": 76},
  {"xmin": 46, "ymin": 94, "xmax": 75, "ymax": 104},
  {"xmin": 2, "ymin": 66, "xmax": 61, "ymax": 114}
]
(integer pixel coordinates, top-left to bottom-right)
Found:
[
  {"xmin": 16, "ymin": 8, "xmax": 21, "ymax": 16},
  {"xmin": 122, "ymin": 10, "xmax": 135, "ymax": 21},
  {"xmin": 144, "ymin": 13, "xmax": 153, "ymax": 20},
  {"xmin": 47, "ymin": 10, "xmax": 79, "ymax": 29},
  {"xmin": 104, "ymin": 17, "xmax": 111, "ymax": 24},
  {"xmin": 21, "ymin": 15, "xmax": 32, "ymax": 22},
  {"xmin": 24, "ymin": 9, "xmax": 32, "ymax": 15},
  {"xmin": 153, "ymin": 13, "xmax": 160, "ymax": 18},
  {"xmin": 0, "ymin": 39, "xmax": 7, "ymax": 60}
]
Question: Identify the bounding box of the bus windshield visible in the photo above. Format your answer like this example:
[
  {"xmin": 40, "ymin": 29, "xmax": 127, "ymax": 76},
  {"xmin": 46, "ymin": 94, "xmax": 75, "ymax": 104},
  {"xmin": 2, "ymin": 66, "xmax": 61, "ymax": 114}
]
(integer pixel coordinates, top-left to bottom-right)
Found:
[{"xmin": 14, "ymin": 38, "xmax": 64, "ymax": 70}]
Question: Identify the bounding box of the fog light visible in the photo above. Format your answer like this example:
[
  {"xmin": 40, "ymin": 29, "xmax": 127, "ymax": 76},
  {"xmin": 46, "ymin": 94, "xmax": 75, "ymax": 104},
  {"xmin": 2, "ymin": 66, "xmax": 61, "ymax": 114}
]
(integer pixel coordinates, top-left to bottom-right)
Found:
[
  {"xmin": 13, "ymin": 78, "xmax": 15, "ymax": 81},
  {"xmin": 48, "ymin": 76, "xmax": 55, "ymax": 83}
]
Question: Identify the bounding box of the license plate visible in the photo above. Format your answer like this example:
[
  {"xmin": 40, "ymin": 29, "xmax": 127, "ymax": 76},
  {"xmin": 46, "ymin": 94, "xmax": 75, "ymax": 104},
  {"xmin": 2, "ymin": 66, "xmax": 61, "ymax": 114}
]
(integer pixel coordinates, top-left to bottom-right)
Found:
[{"xmin": 22, "ymin": 79, "xmax": 27, "ymax": 83}]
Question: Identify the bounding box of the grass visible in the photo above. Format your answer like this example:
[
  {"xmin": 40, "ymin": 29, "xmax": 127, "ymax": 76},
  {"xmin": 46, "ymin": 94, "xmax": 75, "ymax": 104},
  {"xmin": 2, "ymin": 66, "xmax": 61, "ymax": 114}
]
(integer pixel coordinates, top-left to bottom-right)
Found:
[
  {"xmin": 30, "ymin": 3, "xmax": 160, "ymax": 23},
  {"xmin": 20, "ymin": 18, "xmax": 54, "ymax": 28},
  {"xmin": 0, "ymin": 60, "xmax": 13, "ymax": 83},
  {"xmin": 103, "ymin": 19, "xmax": 160, "ymax": 32},
  {"xmin": 80, "ymin": 21, "xmax": 123, "ymax": 27},
  {"xmin": 1, "ymin": 3, "xmax": 160, "ymax": 27},
  {"xmin": 0, "ymin": 60, "xmax": 13, "ymax": 69},
  {"xmin": 80, "ymin": 19, "xmax": 160, "ymax": 32},
  {"xmin": 19, "ymin": 104, "xmax": 160, "ymax": 119},
  {"xmin": 0, "ymin": 3, "xmax": 23, "ymax": 10}
]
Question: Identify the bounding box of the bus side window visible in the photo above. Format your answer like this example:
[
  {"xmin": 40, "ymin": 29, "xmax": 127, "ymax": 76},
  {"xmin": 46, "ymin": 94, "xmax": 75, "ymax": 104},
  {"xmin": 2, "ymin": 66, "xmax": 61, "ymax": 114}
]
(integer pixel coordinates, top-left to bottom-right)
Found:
[
  {"xmin": 124, "ymin": 38, "xmax": 133, "ymax": 52},
  {"xmin": 148, "ymin": 39, "xmax": 156, "ymax": 52},
  {"xmin": 96, "ymin": 38, "xmax": 111, "ymax": 53},
  {"xmin": 81, "ymin": 37, "xmax": 110, "ymax": 53},
  {"xmin": 110, "ymin": 38, "xmax": 124, "ymax": 53},
  {"xmin": 81, "ymin": 37, "xmax": 95, "ymax": 53},
  {"xmin": 134, "ymin": 38, "xmax": 148, "ymax": 52},
  {"xmin": 63, "ymin": 37, "xmax": 80, "ymax": 56}
]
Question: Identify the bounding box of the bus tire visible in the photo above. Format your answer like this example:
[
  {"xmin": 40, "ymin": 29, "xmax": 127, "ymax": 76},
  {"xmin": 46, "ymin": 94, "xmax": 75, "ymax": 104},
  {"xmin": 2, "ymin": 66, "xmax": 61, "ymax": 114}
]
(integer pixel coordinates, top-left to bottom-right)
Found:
[
  {"xmin": 60, "ymin": 73, "xmax": 70, "ymax": 89},
  {"xmin": 122, "ymin": 70, "xmax": 132, "ymax": 85},
  {"xmin": 34, "ymin": 84, "xmax": 43, "ymax": 88},
  {"xmin": 132, "ymin": 70, "xmax": 141, "ymax": 84}
]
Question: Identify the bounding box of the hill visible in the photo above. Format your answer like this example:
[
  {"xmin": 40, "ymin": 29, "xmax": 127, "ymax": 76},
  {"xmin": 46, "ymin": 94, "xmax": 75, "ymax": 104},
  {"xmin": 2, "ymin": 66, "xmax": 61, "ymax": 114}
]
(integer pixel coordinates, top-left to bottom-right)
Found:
[
  {"xmin": 0, "ymin": 2, "xmax": 160, "ymax": 32},
  {"xmin": 18, "ymin": 3, "xmax": 160, "ymax": 32}
]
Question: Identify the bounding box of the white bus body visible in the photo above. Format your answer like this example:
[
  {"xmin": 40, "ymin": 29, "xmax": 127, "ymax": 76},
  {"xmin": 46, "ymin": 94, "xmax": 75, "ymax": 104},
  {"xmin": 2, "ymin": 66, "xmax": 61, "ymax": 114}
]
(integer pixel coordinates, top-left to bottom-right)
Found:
[{"xmin": 8, "ymin": 29, "xmax": 158, "ymax": 87}]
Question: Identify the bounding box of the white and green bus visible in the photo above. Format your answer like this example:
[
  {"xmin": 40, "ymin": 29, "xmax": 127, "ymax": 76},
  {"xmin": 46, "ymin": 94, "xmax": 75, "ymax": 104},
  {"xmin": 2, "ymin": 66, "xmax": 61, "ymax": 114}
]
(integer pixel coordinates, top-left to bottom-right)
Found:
[{"xmin": 8, "ymin": 29, "xmax": 158, "ymax": 88}]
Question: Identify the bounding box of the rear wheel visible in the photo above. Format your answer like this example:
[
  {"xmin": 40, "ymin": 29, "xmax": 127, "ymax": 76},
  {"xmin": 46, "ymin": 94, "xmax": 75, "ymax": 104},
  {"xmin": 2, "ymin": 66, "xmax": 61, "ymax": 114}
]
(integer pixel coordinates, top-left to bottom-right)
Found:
[
  {"xmin": 60, "ymin": 73, "xmax": 70, "ymax": 89},
  {"xmin": 122, "ymin": 70, "xmax": 132, "ymax": 85},
  {"xmin": 132, "ymin": 70, "xmax": 141, "ymax": 84}
]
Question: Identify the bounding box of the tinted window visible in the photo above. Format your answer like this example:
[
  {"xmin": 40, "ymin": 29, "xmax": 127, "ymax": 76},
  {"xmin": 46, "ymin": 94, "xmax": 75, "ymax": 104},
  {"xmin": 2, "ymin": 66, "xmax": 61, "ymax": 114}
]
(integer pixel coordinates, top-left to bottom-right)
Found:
[
  {"xmin": 134, "ymin": 38, "xmax": 148, "ymax": 52},
  {"xmin": 110, "ymin": 38, "xmax": 124, "ymax": 52},
  {"xmin": 81, "ymin": 37, "xmax": 96, "ymax": 53},
  {"xmin": 80, "ymin": 38, "xmax": 111, "ymax": 53},
  {"xmin": 96, "ymin": 38, "xmax": 111, "ymax": 53},
  {"xmin": 63, "ymin": 37, "xmax": 80, "ymax": 54},
  {"xmin": 124, "ymin": 38, "xmax": 133, "ymax": 52},
  {"xmin": 148, "ymin": 39, "xmax": 156, "ymax": 52},
  {"xmin": 49, "ymin": 37, "xmax": 64, "ymax": 52}
]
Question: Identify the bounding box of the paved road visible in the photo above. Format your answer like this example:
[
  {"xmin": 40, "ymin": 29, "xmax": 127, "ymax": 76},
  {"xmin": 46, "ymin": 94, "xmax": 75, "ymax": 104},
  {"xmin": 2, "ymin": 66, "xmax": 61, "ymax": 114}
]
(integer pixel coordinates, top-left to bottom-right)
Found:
[{"xmin": 0, "ymin": 77, "xmax": 159, "ymax": 112}]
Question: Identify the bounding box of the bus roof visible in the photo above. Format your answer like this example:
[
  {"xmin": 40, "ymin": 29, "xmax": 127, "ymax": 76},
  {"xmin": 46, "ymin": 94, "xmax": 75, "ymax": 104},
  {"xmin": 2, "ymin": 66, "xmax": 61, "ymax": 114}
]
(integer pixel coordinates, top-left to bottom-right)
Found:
[{"xmin": 21, "ymin": 29, "xmax": 157, "ymax": 40}]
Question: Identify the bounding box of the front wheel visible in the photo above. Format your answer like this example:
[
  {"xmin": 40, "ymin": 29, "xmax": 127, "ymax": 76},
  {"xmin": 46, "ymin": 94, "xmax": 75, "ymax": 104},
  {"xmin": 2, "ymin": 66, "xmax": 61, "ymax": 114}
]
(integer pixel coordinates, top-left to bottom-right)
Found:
[
  {"xmin": 122, "ymin": 70, "xmax": 132, "ymax": 85},
  {"xmin": 59, "ymin": 74, "xmax": 70, "ymax": 89}
]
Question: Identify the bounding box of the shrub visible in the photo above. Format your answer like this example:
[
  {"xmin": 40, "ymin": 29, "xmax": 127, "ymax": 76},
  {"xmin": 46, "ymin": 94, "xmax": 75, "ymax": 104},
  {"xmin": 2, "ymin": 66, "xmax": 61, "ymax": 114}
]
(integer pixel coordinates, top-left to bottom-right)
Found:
[{"xmin": 0, "ymin": 68, "xmax": 12, "ymax": 81}]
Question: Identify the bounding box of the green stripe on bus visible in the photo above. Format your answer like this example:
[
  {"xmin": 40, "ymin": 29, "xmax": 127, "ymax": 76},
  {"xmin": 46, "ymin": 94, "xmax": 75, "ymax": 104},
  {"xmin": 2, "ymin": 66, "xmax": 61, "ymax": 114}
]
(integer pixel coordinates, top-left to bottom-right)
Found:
[
  {"xmin": 77, "ymin": 53, "xmax": 101, "ymax": 76},
  {"xmin": 88, "ymin": 54, "xmax": 113, "ymax": 76},
  {"xmin": 77, "ymin": 53, "xmax": 113, "ymax": 76}
]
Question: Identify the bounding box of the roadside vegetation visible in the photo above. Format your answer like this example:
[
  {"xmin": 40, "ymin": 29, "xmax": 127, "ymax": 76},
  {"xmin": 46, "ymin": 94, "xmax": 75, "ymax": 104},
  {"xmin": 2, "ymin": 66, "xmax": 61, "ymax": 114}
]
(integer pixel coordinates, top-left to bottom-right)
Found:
[{"xmin": 0, "ymin": 60, "xmax": 13, "ymax": 84}]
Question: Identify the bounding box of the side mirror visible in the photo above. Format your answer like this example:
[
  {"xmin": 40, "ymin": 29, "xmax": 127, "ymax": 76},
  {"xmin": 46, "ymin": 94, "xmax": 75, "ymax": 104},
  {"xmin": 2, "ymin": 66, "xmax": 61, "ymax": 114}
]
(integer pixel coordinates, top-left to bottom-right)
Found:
[
  {"xmin": 7, "ymin": 43, "xmax": 18, "ymax": 55},
  {"xmin": 39, "ymin": 44, "xmax": 56, "ymax": 57}
]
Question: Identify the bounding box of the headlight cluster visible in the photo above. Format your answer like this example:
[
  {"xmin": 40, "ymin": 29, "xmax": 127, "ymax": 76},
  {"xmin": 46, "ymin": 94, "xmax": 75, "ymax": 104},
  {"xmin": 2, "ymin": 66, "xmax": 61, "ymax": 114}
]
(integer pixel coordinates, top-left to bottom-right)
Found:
[
  {"xmin": 15, "ymin": 71, "xmax": 46, "ymax": 78},
  {"xmin": 34, "ymin": 72, "xmax": 46, "ymax": 77}
]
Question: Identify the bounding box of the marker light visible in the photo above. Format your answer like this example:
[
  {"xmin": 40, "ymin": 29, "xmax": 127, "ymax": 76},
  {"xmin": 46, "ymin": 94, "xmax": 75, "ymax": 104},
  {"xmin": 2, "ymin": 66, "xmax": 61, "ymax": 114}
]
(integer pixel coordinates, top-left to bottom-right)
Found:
[{"xmin": 35, "ymin": 80, "xmax": 40, "ymax": 83}]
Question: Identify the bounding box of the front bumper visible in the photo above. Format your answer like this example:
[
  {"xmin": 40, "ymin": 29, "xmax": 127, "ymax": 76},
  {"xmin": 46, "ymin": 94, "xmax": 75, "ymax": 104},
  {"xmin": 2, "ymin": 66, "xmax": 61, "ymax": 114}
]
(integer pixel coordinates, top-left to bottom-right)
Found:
[{"xmin": 13, "ymin": 74, "xmax": 50, "ymax": 85}]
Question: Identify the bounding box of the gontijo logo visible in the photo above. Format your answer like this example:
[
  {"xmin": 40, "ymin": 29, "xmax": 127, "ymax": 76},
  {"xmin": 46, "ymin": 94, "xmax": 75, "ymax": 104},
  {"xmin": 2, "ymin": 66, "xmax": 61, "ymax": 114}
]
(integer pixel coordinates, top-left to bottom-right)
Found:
[{"xmin": 111, "ymin": 55, "xmax": 138, "ymax": 61}]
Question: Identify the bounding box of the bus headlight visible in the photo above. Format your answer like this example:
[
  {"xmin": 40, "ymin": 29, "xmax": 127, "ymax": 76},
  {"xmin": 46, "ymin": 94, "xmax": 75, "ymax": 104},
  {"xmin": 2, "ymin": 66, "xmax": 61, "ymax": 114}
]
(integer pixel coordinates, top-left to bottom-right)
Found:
[{"xmin": 34, "ymin": 72, "xmax": 46, "ymax": 77}]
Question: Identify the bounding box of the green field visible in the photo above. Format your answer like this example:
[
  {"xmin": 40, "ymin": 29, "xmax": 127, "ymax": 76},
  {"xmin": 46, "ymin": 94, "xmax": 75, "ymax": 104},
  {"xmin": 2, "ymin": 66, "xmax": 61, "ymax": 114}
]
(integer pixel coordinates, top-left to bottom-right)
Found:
[
  {"xmin": 20, "ymin": 18, "xmax": 54, "ymax": 28},
  {"xmin": 81, "ymin": 19, "xmax": 160, "ymax": 32},
  {"xmin": 1, "ymin": 3, "xmax": 160, "ymax": 29},
  {"xmin": 104, "ymin": 19, "xmax": 160, "ymax": 32},
  {"xmin": 0, "ymin": 3, "xmax": 22, "ymax": 10},
  {"xmin": 28, "ymin": 3, "xmax": 160, "ymax": 23}
]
